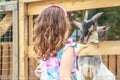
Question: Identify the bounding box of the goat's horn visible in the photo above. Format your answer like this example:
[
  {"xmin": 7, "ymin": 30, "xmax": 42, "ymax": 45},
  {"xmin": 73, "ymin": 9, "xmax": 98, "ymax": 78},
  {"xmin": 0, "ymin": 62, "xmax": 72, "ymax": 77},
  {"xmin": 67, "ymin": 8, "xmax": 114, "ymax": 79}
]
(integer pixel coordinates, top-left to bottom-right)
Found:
[
  {"xmin": 84, "ymin": 10, "xmax": 88, "ymax": 20},
  {"xmin": 91, "ymin": 12, "xmax": 103, "ymax": 21}
]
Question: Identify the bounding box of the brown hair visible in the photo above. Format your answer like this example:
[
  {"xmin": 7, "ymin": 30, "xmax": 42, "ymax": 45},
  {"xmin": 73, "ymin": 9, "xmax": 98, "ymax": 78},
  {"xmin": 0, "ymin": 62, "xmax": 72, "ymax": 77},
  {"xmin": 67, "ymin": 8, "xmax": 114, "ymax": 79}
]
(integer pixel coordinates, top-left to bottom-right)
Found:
[{"xmin": 33, "ymin": 5, "xmax": 71, "ymax": 60}]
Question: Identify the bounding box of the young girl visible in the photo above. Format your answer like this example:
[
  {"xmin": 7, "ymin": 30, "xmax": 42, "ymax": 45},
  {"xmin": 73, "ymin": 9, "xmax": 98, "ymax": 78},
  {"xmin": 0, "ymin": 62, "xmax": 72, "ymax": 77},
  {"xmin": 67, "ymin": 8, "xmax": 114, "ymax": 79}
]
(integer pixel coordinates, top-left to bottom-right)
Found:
[{"xmin": 33, "ymin": 4, "xmax": 87, "ymax": 80}]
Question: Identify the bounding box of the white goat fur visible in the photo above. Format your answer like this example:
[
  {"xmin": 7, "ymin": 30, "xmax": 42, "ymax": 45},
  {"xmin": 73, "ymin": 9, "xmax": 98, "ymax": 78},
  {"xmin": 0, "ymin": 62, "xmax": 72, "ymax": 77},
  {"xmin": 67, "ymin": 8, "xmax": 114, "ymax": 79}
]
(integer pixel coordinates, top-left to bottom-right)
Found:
[{"xmin": 76, "ymin": 56, "xmax": 115, "ymax": 80}]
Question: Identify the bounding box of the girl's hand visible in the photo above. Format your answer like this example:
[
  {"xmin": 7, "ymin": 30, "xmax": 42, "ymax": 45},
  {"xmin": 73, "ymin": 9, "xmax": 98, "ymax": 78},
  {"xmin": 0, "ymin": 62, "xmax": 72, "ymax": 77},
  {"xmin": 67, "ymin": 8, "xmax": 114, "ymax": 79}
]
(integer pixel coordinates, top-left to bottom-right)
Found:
[{"xmin": 75, "ymin": 43, "xmax": 88, "ymax": 56}]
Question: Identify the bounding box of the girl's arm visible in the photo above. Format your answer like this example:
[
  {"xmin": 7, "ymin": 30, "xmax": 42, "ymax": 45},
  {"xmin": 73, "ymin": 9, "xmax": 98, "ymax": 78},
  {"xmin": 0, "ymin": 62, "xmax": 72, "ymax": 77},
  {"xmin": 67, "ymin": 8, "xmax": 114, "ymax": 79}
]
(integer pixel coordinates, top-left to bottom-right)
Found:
[{"xmin": 60, "ymin": 46, "xmax": 74, "ymax": 80}]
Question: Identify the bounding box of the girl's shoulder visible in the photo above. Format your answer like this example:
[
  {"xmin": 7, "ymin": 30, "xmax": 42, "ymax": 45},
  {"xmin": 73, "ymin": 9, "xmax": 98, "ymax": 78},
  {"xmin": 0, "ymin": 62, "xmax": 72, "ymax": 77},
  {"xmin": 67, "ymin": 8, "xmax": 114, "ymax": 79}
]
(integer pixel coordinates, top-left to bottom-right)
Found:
[{"xmin": 57, "ymin": 39, "xmax": 79, "ymax": 60}]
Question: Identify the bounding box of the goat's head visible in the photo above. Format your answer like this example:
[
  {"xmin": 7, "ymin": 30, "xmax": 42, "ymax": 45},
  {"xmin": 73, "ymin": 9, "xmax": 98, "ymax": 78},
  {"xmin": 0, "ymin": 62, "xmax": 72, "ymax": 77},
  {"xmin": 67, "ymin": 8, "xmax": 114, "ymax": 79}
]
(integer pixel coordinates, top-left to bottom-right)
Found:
[{"xmin": 73, "ymin": 11, "xmax": 110, "ymax": 44}]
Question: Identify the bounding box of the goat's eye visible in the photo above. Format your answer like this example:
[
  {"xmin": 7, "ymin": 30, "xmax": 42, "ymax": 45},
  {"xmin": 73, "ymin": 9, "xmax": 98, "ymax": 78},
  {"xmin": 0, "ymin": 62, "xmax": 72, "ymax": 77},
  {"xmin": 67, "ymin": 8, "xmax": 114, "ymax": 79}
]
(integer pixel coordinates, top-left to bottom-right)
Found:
[{"xmin": 90, "ymin": 31, "xmax": 94, "ymax": 35}]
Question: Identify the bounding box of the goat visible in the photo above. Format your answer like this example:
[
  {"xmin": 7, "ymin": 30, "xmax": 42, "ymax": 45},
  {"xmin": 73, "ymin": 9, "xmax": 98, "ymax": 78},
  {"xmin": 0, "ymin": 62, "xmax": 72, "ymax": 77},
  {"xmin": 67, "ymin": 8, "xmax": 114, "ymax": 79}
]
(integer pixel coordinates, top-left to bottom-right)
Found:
[{"xmin": 73, "ymin": 11, "xmax": 115, "ymax": 80}]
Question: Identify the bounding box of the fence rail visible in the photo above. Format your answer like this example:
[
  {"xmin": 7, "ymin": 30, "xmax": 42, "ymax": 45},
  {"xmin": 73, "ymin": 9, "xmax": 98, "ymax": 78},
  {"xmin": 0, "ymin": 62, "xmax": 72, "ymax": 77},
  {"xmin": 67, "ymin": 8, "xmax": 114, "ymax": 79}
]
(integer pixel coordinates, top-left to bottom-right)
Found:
[{"xmin": 0, "ymin": 42, "xmax": 120, "ymax": 79}]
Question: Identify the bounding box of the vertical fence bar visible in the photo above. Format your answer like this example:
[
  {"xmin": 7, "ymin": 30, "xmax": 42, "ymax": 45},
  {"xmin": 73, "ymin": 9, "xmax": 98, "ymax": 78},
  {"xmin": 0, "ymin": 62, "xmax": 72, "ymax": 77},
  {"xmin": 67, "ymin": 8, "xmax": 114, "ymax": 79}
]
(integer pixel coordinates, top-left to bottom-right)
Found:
[
  {"xmin": 28, "ymin": 57, "xmax": 39, "ymax": 80},
  {"xmin": 8, "ymin": 43, "xmax": 13, "ymax": 80},
  {"xmin": 109, "ymin": 55, "xmax": 116, "ymax": 79},
  {"xmin": 28, "ymin": 15, "xmax": 33, "ymax": 45},
  {"xmin": 117, "ymin": 56, "xmax": 120, "ymax": 80},
  {"xmin": 102, "ymin": 55, "xmax": 108, "ymax": 67},
  {"xmin": 19, "ymin": 2, "xmax": 28, "ymax": 80},
  {"xmin": 12, "ymin": 3, "xmax": 18, "ymax": 80},
  {"xmin": 0, "ymin": 43, "xmax": 2, "ymax": 79}
]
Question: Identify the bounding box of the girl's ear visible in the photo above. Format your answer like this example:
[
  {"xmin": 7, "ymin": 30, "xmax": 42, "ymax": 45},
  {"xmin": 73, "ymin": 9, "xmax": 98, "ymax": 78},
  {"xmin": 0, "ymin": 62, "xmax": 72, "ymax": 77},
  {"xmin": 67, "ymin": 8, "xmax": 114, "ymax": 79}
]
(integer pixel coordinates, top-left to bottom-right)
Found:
[
  {"xmin": 97, "ymin": 25, "xmax": 110, "ymax": 32},
  {"xmin": 73, "ymin": 20, "xmax": 83, "ymax": 33}
]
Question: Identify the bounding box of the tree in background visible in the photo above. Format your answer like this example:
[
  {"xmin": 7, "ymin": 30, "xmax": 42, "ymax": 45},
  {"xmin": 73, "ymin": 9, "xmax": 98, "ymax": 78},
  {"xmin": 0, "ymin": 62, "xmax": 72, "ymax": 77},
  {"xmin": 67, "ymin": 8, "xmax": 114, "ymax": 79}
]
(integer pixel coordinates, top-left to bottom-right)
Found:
[{"xmin": 96, "ymin": 7, "xmax": 120, "ymax": 40}]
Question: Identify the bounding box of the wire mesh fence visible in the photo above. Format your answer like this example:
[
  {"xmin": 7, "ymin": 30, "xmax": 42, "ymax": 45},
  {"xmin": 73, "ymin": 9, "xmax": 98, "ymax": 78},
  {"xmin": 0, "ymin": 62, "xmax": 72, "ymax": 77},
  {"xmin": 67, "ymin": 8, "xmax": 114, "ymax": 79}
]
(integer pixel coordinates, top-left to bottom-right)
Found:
[{"xmin": 0, "ymin": 12, "xmax": 13, "ymax": 80}]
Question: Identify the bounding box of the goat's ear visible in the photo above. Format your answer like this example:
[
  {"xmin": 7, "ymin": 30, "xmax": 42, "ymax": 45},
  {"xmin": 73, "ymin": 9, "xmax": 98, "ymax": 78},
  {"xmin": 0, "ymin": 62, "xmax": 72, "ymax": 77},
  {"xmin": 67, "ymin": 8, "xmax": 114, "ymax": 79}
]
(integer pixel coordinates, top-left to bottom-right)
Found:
[
  {"xmin": 73, "ymin": 20, "xmax": 83, "ymax": 32},
  {"xmin": 97, "ymin": 25, "xmax": 110, "ymax": 32}
]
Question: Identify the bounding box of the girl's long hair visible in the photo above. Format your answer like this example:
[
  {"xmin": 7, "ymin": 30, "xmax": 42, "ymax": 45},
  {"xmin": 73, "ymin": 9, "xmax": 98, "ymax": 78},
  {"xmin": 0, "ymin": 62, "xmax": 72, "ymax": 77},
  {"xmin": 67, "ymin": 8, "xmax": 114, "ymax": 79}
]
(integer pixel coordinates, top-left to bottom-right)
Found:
[{"xmin": 33, "ymin": 5, "xmax": 71, "ymax": 60}]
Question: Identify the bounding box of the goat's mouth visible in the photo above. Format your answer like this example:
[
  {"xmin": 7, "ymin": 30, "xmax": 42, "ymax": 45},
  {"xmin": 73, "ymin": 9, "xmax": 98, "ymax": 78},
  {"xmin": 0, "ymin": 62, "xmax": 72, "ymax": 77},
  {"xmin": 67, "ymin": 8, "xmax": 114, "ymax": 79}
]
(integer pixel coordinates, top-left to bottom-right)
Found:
[
  {"xmin": 80, "ymin": 39, "xmax": 87, "ymax": 44},
  {"xmin": 80, "ymin": 37, "xmax": 88, "ymax": 44},
  {"xmin": 80, "ymin": 39, "xmax": 84, "ymax": 43},
  {"xmin": 80, "ymin": 35, "xmax": 86, "ymax": 44},
  {"xmin": 80, "ymin": 41, "xmax": 86, "ymax": 44}
]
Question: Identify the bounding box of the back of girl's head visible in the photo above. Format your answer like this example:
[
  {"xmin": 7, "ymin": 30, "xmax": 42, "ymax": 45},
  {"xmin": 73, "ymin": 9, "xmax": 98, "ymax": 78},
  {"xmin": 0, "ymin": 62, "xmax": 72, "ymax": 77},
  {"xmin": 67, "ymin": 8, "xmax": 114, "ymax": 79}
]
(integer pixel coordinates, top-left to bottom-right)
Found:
[{"xmin": 34, "ymin": 4, "xmax": 70, "ymax": 60}]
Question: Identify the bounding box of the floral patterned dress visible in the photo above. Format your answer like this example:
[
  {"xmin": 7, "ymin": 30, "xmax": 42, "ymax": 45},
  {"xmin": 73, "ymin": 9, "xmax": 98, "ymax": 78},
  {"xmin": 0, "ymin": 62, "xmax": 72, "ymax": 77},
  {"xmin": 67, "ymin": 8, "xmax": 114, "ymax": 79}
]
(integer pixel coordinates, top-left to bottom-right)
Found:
[{"xmin": 35, "ymin": 40, "xmax": 82, "ymax": 80}]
